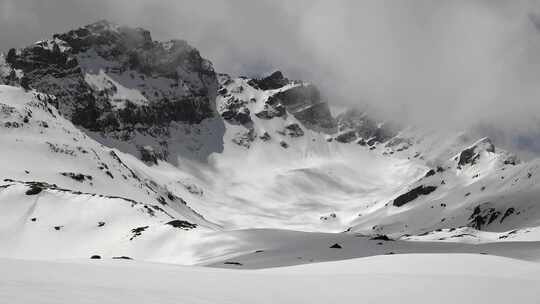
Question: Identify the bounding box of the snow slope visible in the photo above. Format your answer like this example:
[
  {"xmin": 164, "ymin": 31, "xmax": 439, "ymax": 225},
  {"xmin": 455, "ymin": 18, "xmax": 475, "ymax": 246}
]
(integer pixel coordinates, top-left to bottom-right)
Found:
[
  {"xmin": 3, "ymin": 81, "xmax": 540, "ymax": 267},
  {"xmin": 1, "ymin": 254, "xmax": 539, "ymax": 304}
]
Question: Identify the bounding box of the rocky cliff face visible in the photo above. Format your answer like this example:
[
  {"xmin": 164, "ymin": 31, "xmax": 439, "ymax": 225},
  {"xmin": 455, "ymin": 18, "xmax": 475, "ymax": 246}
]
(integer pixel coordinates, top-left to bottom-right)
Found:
[
  {"xmin": 2, "ymin": 21, "xmax": 217, "ymax": 130},
  {"xmin": 0, "ymin": 21, "xmax": 399, "ymax": 164},
  {"xmin": 0, "ymin": 20, "xmax": 220, "ymax": 163},
  {"xmin": 334, "ymin": 109, "xmax": 397, "ymax": 144}
]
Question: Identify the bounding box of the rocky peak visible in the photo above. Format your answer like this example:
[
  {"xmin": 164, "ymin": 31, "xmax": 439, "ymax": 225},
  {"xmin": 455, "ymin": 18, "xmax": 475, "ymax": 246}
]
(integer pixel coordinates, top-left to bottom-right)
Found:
[
  {"xmin": 455, "ymin": 137, "xmax": 519, "ymax": 169},
  {"xmin": 0, "ymin": 21, "xmax": 222, "ymax": 164},
  {"xmin": 53, "ymin": 20, "xmax": 153, "ymax": 53},
  {"xmin": 248, "ymin": 70, "xmax": 289, "ymax": 90},
  {"xmin": 456, "ymin": 137, "xmax": 495, "ymax": 168},
  {"xmin": 1, "ymin": 20, "xmax": 218, "ymax": 131}
]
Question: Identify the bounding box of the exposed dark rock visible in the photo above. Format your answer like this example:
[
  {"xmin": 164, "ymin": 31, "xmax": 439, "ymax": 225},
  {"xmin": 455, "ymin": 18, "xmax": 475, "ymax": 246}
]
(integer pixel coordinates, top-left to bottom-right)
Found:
[
  {"xmin": 259, "ymin": 132, "xmax": 271, "ymax": 141},
  {"xmin": 248, "ymin": 71, "xmax": 289, "ymax": 90},
  {"xmin": 335, "ymin": 130, "xmax": 357, "ymax": 143},
  {"xmin": 366, "ymin": 138, "xmax": 378, "ymax": 146},
  {"xmin": 112, "ymin": 256, "xmax": 133, "ymax": 260},
  {"xmin": 500, "ymin": 207, "xmax": 515, "ymax": 223},
  {"xmin": 369, "ymin": 234, "xmax": 393, "ymax": 241},
  {"xmin": 219, "ymin": 97, "xmax": 251, "ymax": 125},
  {"xmin": 320, "ymin": 213, "xmax": 337, "ymax": 221},
  {"xmin": 424, "ymin": 169, "xmax": 436, "ymax": 178},
  {"xmin": 457, "ymin": 138, "xmax": 495, "ymax": 169},
  {"xmin": 2, "ymin": 20, "xmax": 219, "ymax": 163},
  {"xmin": 254, "ymin": 103, "xmax": 286, "ymax": 119},
  {"xmin": 337, "ymin": 109, "xmax": 397, "ymax": 145},
  {"xmin": 330, "ymin": 243, "xmax": 342, "ymax": 249},
  {"xmin": 503, "ymin": 155, "xmax": 519, "ymax": 166},
  {"xmin": 60, "ymin": 172, "xmax": 92, "ymax": 182},
  {"xmin": 217, "ymin": 87, "xmax": 228, "ymax": 95},
  {"xmin": 393, "ymin": 185, "xmax": 437, "ymax": 207},
  {"xmin": 223, "ymin": 261, "xmax": 243, "ymax": 266},
  {"xmin": 231, "ymin": 129, "xmax": 256, "ymax": 148},
  {"xmin": 130, "ymin": 225, "xmax": 149, "ymax": 240},
  {"xmin": 280, "ymin": 140, "xmax": 289, "ymax": 149},
  {"xmin": 90, "ymin": 255, "xmax": 101, "ymax": 259},
  {"xmin": 166, "ymin": 219, "xmax": 197, "ymax": 230},
  {"xmin": 25, "ymin": 185, "xmax": 43, "ymax": 195},
  {"xmin": 468, "ymin": 203, "xmax": 513, "ymax": 230},
  {"xmin": 284, "ymin": 123, "xmax": 304, "ymax": 137},
  {"xmin": 138, "ymin": 145, "xmax": 163, "ymax": 165},
  {"xmin": 267, "ymin": 84, "xmax": 335, "ymax": 132}
]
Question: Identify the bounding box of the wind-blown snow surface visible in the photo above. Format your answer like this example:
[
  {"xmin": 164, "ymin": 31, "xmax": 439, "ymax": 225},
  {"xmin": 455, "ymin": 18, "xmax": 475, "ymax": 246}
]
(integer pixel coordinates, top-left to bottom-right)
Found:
[{"xmin": 1, "ymin": 254, "xmax": 540, "ymax": 304}]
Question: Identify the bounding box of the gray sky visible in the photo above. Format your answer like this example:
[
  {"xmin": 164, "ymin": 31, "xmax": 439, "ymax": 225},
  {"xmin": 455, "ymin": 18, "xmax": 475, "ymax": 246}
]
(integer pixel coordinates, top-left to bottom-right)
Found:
[{"xmin": 2, "ymin": 0, "xmax": 540, "ymax": 153}]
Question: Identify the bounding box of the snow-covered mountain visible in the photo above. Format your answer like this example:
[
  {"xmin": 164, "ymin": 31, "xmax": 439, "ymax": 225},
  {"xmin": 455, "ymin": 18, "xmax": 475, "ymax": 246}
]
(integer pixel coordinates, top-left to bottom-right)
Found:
[{"xmin": 1, "ymin": 20, "xmax": 540, "ymax": 271}]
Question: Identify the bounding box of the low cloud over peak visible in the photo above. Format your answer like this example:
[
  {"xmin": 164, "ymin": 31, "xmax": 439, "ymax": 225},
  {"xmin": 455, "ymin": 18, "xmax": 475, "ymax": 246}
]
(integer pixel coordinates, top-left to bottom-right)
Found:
[{"xmin": 2, "ymin": 0, "xmax": 540, "ymax": 151}]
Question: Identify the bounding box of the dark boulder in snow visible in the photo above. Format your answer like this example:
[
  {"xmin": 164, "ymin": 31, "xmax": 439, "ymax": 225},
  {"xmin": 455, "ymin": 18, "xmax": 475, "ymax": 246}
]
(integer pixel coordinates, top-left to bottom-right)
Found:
[
  {"xmin": 130, "ymin": 226, "xmax": 149, "ymax": 240},
  {"xmin": 166, "ymin": 219, "xmax": 197, "ymax": 230},
  {"xmin": 330, "ymin": 243, "xmax": 342, "ymax": 249},
  {"xmin": 112, "ymin": 256, "xmax": 133, "ymax": 260},
  {"xmin": 369, "ymin": 234, "xmax": 393, "ymax": 241},
  {"xmin": 90, "ymin": 255, "xmax": 101, "ymax": 259},
  {"xmin": 424, "ymin": 169, "xmax": 436, "ymax": 178},
  {"xmin": 393, "ymin": 185, "xmax": 437, "ymax": 207},
  {"xmin": 60, "ymin": 172, "xmax": 92, "ymax": 182},
  {"xmin": 25, "ymin": 185, "xmax": 43, "ymax": 195},
  {"xmin": 223, "ymin": 261, "xmax": 243, "ymax": 266}
]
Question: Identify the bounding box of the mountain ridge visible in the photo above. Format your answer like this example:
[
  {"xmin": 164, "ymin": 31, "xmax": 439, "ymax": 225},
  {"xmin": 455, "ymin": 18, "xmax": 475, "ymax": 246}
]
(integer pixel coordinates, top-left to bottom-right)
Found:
[{"xmin": 0, "ymin": 21, "xmax": 539, "ymax": 268}]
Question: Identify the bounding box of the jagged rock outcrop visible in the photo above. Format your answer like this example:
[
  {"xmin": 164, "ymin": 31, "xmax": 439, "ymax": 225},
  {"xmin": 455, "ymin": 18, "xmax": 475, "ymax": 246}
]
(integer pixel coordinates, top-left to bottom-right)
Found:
[
  {"xmin": 456, "ymin": 138, "xmax": 495, "ymax": 168},
  {"xmin": 254, "ymin": 102, "xmax": 286, "ymax": 119},
  {"xmin": 0, "ymin": 20, "xmax": 223, "ymax": 163},
  {"xmin": 335, "ymin": 130, "xmax": 357, "ymax": 143},
  {"xmin": 247, "ymin": 71, "xmax": 289, "ymax": 90},
  {"xmin": 266, "ymin": 84, "xmax": 336, "ymax": 132},
  {"xmin": 218, "ymin": 97, "xmax": 252, "ymax": 125},
  {"xmin": 393, "ymin": 185, "xmax": 437, "ymax": 207},
  {"xmin": 1, "ymin": 20, "xmax": 217, "ymax": 131},
  {"xmin": 284, "ymin": 123, "xmax": 304, "ymax": 137},
  {"xmin": 336, "ymin": 109, "xmax": 397, "ymax": 145}
]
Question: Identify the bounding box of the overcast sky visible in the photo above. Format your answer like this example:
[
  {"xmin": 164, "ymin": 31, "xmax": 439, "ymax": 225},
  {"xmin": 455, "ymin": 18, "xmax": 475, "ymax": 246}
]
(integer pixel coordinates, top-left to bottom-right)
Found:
[{"xmin": 2, "ymin": 0, "xmax": 540, "ymax": 154}]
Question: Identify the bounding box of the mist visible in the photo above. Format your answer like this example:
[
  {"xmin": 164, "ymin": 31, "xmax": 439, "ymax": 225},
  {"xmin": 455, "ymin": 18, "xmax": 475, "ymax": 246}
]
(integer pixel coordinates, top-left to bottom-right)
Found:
[{"xmin": 2, "ymin": 0, "xmax": 540, "ymax": 155}]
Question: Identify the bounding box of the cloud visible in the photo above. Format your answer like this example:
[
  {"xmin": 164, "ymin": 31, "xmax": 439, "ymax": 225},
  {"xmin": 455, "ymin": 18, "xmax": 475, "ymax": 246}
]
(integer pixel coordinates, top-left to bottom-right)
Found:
[{"xmin": 2, "ymin": 0, "xmax": 540, "ymax": 155}]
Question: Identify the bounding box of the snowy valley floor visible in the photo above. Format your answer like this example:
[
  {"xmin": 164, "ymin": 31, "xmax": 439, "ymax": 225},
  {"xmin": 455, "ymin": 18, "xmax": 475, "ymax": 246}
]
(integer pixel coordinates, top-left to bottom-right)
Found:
[{"xmin": 1, "ymin": 254, "xmax": 539, "ymax": 304}]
